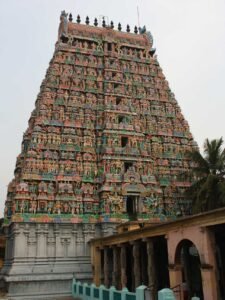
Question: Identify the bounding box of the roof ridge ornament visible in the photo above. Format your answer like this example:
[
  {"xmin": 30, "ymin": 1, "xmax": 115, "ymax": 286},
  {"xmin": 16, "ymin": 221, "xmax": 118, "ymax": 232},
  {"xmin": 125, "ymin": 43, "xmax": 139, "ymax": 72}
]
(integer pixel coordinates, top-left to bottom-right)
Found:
[
  {"xmin": 85, "ymin": 16, "xmax": 90, "ymax": 25},
  {"xmin": 139, "ymin": 25, "xmax": 154, "ymax": 47},
  {"xmin": 139, "ymin": 25, "xmax": 146, "ymax": 34},
  {"xmin": 76, "ymin": 14, "xmax": 81, "ymax": 23},
  {"xmin": 69, "ymin": 13, "xmax": 73, "ymax": 22},
  {"xmin": 94, "ymin": 18, "xmax": 98, "ymax": 26},
  {"xmin": 58, "ymin": 10, "xmax": 68, "ymax": 41}
]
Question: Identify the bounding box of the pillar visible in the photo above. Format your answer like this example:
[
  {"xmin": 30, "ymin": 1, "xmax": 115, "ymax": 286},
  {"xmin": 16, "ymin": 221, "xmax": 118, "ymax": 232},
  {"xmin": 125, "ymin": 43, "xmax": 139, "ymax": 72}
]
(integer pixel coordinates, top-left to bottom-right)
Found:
[
  {"xmin": 3, "ymin": 227, "xmax": 9, "ymax": 262},
  {"xmin": 168, "ymin": 264, "xmax": 183, "ymax": 300},
  {"xmin": 146, "ymin": 238, "xmax": 157, "ymax": 300},
  {"xmin": 103, "ymin": 247, "xmax": 110, "ymax": 287},
  {"xmin": 132, "ymin": 241, "xmax": 141, "ymax": 288},
  {"xmin": 201, "ymin": 266, "xmax": 218, "ymax": 300},
  {"xmin": 120, "ymin": 244, "xmax": 127, "ymax": 288},
  {"xmin": 112, "ymin": 246, "xmax": 120, "ymax": 288},
  {"xmin": 36, "ymin": 225, "xmax": 48, "ymax": 258},
  {"xmin": 140, "ymin": 242, "xmax": 148, "ymax": 285},
  {"xmin": 200, "ymin": 228, "xmax": 219, "ymax": 300},
  {"xmin": 13, "ymin": 224, "xmax": 25, "ymax": 259},
  {"xmin": 54, "ymin": 224, "xmax": 62, "ymax": 257},
  {"xmin": 93, "ymin": 246, "xmax": 102, "ymax": 286}
]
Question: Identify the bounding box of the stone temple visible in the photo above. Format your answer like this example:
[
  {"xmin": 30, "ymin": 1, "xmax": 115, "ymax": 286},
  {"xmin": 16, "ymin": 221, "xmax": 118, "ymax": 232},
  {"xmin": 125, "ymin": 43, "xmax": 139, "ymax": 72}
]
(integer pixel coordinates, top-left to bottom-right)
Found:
[{"xmin": 2, "ymin": 11, "xmax": 197, "ymax": 299}]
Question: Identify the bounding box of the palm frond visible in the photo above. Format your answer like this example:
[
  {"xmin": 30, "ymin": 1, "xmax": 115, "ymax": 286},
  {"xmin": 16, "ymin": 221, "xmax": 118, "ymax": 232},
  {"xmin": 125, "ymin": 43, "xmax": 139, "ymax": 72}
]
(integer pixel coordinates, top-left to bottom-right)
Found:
[
  {"xmin": 204, "ymin": 137, "xmax": 224, "ymax": 174},
  {"xmin": 187, "ymin": 150, "xmax": 209, "ymax": 175},
  {"xmin": 187, "ymin": 137, "xmax": 225, "ymax": 214}
]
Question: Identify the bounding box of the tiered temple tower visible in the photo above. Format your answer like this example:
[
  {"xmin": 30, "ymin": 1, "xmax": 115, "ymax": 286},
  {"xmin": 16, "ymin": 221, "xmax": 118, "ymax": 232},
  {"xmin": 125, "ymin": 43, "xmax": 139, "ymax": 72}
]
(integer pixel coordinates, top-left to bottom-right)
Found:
[{"xmin": 2, "ymin": 11, "xmax": 197, "ymax": 299}]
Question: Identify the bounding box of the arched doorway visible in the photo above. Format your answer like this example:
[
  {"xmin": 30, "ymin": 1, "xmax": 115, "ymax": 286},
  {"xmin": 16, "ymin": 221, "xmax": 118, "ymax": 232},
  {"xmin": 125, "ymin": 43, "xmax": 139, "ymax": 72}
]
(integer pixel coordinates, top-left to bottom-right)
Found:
[{"xmin": 175, "ymin": 239, "xmax": 203, "ymax": 299}]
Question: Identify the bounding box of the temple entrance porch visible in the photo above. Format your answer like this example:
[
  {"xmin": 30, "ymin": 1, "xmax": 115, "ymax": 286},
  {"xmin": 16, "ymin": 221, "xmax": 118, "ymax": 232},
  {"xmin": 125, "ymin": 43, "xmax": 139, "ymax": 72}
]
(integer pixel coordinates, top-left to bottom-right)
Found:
[
  {"xmin": 91, "ymin": 207, "xmax": 225, "ymax": 300},
  {"xmin": 93, "ymin": 236, "xmax": 169, "ymax": 300}
]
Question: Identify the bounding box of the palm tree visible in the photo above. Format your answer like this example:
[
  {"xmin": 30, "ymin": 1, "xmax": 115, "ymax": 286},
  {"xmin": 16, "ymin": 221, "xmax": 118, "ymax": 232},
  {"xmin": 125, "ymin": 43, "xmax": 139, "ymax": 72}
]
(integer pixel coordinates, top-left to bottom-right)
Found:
[{"xmin": 187, "ymin": 137, "xmax": 225, "ymax": 213}]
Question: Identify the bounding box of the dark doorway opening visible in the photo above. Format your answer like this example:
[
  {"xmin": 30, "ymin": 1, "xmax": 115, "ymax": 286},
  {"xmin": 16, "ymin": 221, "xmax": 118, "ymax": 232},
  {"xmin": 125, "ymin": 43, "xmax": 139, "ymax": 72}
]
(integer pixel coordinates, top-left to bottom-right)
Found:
[{"xmin": 126, "ymin": 196, "xmax": 138, "ymax": 220}]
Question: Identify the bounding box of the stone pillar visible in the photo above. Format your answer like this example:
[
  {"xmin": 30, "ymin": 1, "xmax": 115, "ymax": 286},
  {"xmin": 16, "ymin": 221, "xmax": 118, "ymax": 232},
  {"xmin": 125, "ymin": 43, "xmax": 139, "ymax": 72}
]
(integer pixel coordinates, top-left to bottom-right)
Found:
[
  {"xmin": 61, "ymin": 237, "xmax": 70, "ymax": 257},
  {"xmin": 36, "ymin": 224, "xmax": 48, "ymax": 258},
  {"xmin": 200, "ymin": 228, "xmax": 219, "ymax": 300},
  {"xmin": 3, "ymin": 228, "xmax": 9, "ymax": 262},
  {"xmin": 83, "ymin": 224, "xmax": 95, "ymax": 256},
  {"xmin": 72, "ymin": 224, "xmax": 78, "ymax": 257},
  {"xmin": 169, "ymin": 264, "xmax": 183, "ymax": 300},
  {"xmin": 54, "ymin": 225, "xmax": 62, "ymax": 257},
  {"xmin": 4, "ymin": 226, "xmax": 11, "ymax": 262},
  {"xmin": 146, "ymin": 239, "xmax": 157, "ymax": 300},
  {"xmin": 132, "ymin": 241, "xmax": 141, "ymax": 288},
  {"xmin": 13, "ymin": 224, "xmax": 25, "ymax": 259},
  {"xmin": 93, "ymin": 246, "xmax": 102, "ymax": 286},
  {"xmin": 103, "ymin": 247, "xmax": 110, "ymax": 287},
  {"xmin": 140, "ymin": 242, "xmax": 148, "ymax": 285},
  {"xmin": 120, "ymin": 244, "xmax": 127, "ymax": 288},
  {"xmin": 112, "ymin": 246, "xmax": 120, "ymax": 288},
  {"xmin": 201, "ymin": 266, "xmax": 218, "ymax": 300},
  {"xmin": 76, "ymin": 224, "xmax": 84, "ymax": 256}
]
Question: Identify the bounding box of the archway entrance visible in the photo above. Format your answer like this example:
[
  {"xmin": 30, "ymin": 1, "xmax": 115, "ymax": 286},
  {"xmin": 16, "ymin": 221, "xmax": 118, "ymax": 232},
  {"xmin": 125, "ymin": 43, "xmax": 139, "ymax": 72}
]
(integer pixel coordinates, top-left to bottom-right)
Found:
[{"xmin": 175, "ymin": 239, "xmax": 203, "ymax": 299}]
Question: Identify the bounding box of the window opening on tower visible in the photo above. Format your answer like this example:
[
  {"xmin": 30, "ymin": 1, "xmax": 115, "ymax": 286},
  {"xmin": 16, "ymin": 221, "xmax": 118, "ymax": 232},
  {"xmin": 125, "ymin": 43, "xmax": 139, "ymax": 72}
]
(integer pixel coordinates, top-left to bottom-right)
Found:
[
  {"xmin": 124, "ymin": 162, "xmax": 133, "ymax": 172},
  {"xmin": 116, "ymin": 97, "xmax": 122, "ymax": 105},
  {"xmin": 118, "ymin": 116, "xmax": 126, "ymax": 123},
  {"xmin": 121, "ymin": 136, "xmax": 128, "ymax": 147},
  {"xmin": 108, "ymin": 43, "xmax": 112, "ymax": 52},
  {"xmin": 126, "ymin": 195, "xmax": 138, "ymax": 220}
]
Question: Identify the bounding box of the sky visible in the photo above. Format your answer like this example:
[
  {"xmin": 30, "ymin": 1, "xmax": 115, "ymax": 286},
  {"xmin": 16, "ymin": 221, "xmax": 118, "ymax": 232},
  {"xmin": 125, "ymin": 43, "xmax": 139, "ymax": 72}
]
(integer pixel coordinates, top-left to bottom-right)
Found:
[{"xmin": 0, "ymin": 0, "xmax": 225, "ymax": 217}]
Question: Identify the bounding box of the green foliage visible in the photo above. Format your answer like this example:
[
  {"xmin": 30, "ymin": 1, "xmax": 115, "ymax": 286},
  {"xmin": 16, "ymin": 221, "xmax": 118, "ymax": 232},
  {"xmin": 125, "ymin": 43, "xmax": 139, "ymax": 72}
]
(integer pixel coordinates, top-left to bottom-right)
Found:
[{"xmin": 187, "ymin": 137, "xmax": 225, "ymax": 213}]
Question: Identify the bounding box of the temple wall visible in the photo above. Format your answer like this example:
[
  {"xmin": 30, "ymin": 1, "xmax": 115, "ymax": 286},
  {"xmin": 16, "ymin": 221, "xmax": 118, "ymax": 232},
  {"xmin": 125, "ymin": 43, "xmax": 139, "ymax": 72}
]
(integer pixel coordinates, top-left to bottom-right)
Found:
[{"xmin": 1, "ymin": 221, "xmax": 117, "ymax": 299}]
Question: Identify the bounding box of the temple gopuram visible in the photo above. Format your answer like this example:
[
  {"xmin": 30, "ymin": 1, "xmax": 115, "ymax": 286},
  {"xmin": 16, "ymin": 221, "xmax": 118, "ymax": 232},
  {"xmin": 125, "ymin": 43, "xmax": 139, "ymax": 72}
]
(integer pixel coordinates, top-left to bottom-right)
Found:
[{"xmin": 2, "ymin": 11, "xmax": 197, "ymax": 299}]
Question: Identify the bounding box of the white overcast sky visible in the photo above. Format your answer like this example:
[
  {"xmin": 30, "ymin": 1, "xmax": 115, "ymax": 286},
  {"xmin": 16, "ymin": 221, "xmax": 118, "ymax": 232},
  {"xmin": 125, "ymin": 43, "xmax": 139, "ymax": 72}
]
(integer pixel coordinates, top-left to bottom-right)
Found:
[{"xmin": 0, "ymin": 0, "xmax": 225, "ymax": 217}]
